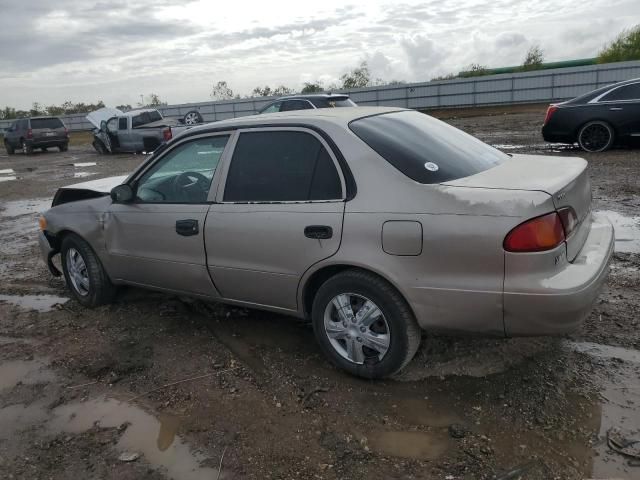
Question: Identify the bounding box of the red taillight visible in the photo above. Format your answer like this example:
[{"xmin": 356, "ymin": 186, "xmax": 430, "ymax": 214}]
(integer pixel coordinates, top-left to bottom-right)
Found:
[
  {"xmin": 543, "ymin": 105, "xmax": 558, "ymax": 125},
  {"xmin": 64, "ymin": 127, "xmax": 69, "ymax": 137},
  {"xmin": 163, "ymin": 128, "xmax": 172, "ymax": 142},
  {"xmin": 26, "ymin": 128, "xmax": 33, "ymax": 139},
  {"xmin": 504, "ymin": 212, "xmax": 566, "ymax": 252},
  {"xmin": 558, "ymin": 207, "xmax": 578, "ymax": 238}
]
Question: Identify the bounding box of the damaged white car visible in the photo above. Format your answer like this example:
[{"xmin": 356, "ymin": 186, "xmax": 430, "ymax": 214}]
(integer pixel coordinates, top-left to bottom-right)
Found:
[{"xmin": 87, "ymin": 107, "xmax": 195, "ymax": 154}]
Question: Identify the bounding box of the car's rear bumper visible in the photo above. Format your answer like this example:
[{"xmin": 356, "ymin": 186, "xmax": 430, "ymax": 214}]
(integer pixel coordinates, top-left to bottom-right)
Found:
[
  {"xmin": 503, "ymin": 212, "xmax": 614, "ymax": 336},
  {"xmin": 27, "ymin": 138, "xmax": 68, "ymax": 148}
]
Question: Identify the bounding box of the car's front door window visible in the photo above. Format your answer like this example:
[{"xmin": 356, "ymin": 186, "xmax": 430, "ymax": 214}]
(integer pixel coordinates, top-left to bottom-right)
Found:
[
  {"xmin": 136, "ymin": 135, "xmax": 229, "ymax": 203},
  {"xmin": 260, "ymin": 102, "xmax": 282, "ymax": 114}
]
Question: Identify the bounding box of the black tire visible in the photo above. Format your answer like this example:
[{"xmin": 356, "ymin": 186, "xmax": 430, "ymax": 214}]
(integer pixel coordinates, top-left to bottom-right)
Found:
[
  {"xmin": 61, "ymin": 233, "xmax": 117, "ymax": 307},
  {"xmin": 41, "ymin": 147, "xmax": 48, "ymax": 152},
  {"xmin": 311, "ymin": 269, "xmax": 421, "ymax": 379},
  {"xmin": 92, "ymin": 140, "xmax": 107, "ymax": 155},
  {"xmin": 577, "ymin": 121, "xmax": 614, "ymax": 152},
  {"xmin": 4, "ymin": 141, "xmax": 14, "ymax": 155},
  {"xmin": 21, "ymin": 140, "xmax": 33, "ymax": 155},
  {"xmin": 59, "ymin": 143, "xmax": 68, "ymax": 152},
  {"xmin": 183, "ymin": 110, "xmax": 203, "ymax": 125}
]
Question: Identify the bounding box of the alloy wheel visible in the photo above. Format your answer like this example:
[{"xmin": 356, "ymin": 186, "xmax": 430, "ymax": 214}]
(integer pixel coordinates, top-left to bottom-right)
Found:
[
  {"xmin": 65, "ymin": 247, "xmax": 90, "ymax": 296},
  {"xmin": 184, "ymin": 112, "xmax": 201, "ymax": 125},
  {"xmin": 323, "ymin": 293, "xmax": 390, "ymax": 364},
  {"xmin": 579, "ymin": 123, "xmax": 612, "ymax": 152}
]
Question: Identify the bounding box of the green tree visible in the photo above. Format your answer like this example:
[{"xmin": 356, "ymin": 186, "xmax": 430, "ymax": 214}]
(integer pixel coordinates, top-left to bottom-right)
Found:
[
  {"xmin": 521, "ymin": 45, "xmax": 544, "ymax": 71},
  {"xmin": 301, "ymin": 81, "xmax": 324, "ymax": 93},
  {"xmin": 340, "ymin": 61, "xmax": 371, "ymax": 89},
  {"xmin": 459, "ymin": 64, "xmax": 489, "ymax": 78},
  {"xmin": 211, "ymin": 81, "xmax": 234, "ymax": 100},
  {"xmin": 146, "ymin": 94, "xmax": 166, "ymax": 107},
  {"xmin": 116, "ymin": 104, "xmax": 132, "ymax": 112},
  {"xmin": 251, "ymin": 85, "xmax": 293, "ymax": 97},
  {"xmin": 30, "ymin": 102, "xmax": 45, "ymax": 116},
  {"xmin": 598, "ymin": 24, "xmax": 640, "ymax": 63}
]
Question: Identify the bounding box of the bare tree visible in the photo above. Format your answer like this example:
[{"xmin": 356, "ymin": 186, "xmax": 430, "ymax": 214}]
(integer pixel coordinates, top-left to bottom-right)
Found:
[{"xmin": 211, "ymin": 81, "xmax": 234, "ymax": 100}]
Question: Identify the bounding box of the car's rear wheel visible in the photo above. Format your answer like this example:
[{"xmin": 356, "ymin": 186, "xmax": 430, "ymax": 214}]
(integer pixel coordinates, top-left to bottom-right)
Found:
[
  {"xmin": 577, "ymin": 121, "xmax": 614, "ymax": 152},
  {"xmin": 21, "ymin": 140, "xmax": 33, "ymax": 155},
  {"xmin": 41, "ymin": 147, "xmax": 48, "ymax": 152},
  {"xmin": 311, "ymin": 270, "xmax": 421, "ymax": 379},
  {"xmin": 4, "ymin": 141, "xmax": 14, "ymax": 155},
  {"xmin": 59, "ymin": 143, "xmax": 68, "ymax": 152},
  {"xmin": 183, "ymin": 110, "xmax": 203, "ymax": 125},
  {"xmin": 61, "ymin": 233, "xmax": 117, "ymax": 307}
]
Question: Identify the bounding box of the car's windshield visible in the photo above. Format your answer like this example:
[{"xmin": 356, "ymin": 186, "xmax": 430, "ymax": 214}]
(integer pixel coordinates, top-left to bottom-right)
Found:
[
  {"xmin": 31, "ymin": 118, "xmax": 63, "ymax": 129},
  {"xmin": 349, "ymin": 110, "xmax": 508, "ymax": 184}
]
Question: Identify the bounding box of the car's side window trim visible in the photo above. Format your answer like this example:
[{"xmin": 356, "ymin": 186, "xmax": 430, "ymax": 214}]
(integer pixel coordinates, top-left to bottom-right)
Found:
[
  {"xmin": 215, "ymin": 127, "xmax": 346, "ymax": 204},
  {"xmin": 590, "ymin": 82, "xmax": 640, "ymax": 104},
  {"xmin": 125, "ymin": 131, "xmax": 237, "ymax": 205}
]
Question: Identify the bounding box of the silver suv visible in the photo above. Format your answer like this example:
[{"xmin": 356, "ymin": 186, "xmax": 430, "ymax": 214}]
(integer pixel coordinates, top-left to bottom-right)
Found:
[{"xmin": 4, "ymin": 116, "xmax": 69, "ymax": 154}]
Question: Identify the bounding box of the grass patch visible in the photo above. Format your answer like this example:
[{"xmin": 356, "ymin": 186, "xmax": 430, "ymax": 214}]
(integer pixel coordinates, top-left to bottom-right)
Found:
[{"xmin": 69, "ymin": 130, "xmax": 94, "ymax": 146}]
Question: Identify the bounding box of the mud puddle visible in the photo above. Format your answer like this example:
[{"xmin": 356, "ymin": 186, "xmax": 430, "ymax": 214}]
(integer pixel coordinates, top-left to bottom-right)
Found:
[
  {"xmin": 0, "ymin": 197, "xmax": 51, "ymax": 217},
  {"xmin": 0, "ymin": 358, "xmax": 56, "ymax": 390},
  {"xmin": 597, "ymin": 210, "xmax": 640, "ymax": 254},
  {"xmin": 368, "ymin": 430, "xmax": 450, "ymax": 460},
  {"xmin": 49, "ymin": 396, "xmax": 221, "ymax": 480},
  {"xmin": 0, "ymin": 293, "xmax": 68, "ymax": 312},
  {"xmin": 566, "ymin": 340, "xmax": 640, "ymax": 478}
]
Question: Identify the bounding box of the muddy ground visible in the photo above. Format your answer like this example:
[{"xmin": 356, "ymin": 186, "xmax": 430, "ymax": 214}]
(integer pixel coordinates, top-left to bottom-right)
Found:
[{"xmin": 0, "ymin": 107, "xmax": 639, "ymax": 480}]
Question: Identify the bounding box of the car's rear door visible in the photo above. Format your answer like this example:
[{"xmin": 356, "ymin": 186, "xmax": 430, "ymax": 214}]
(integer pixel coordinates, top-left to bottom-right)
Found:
[
  {"xmin": 205, "ymin": 127, "xmax": 346, "ymax": 311},
  {"xmin": 104, "ymin": 132, "xmax": 233, "ymax": 297}
]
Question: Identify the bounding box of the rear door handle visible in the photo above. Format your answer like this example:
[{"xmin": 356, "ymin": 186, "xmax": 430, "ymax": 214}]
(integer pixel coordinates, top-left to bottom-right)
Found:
[
  {"xmin": 304, "ymin": 225, "xmax": 333, "ymax": 240},
  {"xmin": 609, "ymin": 107, "xmax": 623, "ymax": 111},
  {"xmin": 176, "ymin": 219, "xmax": 199, "ymax": 236}
]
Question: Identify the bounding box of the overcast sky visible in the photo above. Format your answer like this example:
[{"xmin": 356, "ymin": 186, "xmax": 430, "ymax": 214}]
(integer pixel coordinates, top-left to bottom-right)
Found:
[{"xmin": 0, "ymin": 0, "xmax": 638, "ymax": 109}]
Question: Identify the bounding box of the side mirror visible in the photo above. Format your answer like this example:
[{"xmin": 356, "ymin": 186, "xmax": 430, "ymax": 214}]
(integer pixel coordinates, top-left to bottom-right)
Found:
[{"xmin": 110, "ymin": 184, "xmax": 134, "ymax": 203}]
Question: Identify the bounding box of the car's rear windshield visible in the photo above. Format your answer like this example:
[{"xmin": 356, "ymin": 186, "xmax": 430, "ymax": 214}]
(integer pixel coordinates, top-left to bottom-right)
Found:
[
  {"xmin": 30, "ymin": 118, "xmax": 64, "ymax": 129},
  {"xmin": 311, "ymin": 98, "xmax": 356, "ymax": 108},
  {"xmin": 132, "ymin": 110, "xmax": 163, "ymax": 127},
  {"xmin": 349, "ymin": 111, "xmax": 508, "ymax": 184}
]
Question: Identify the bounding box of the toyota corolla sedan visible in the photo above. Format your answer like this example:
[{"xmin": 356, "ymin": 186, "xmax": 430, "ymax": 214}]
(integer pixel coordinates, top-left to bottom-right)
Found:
[{"xmin": 38, "ymin": 107, "xmax": 614, "ymax": 378}]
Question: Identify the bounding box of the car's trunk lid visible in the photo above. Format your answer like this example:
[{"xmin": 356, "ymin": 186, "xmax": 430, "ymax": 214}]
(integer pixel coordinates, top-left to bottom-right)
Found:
[{"xmin": 442, "ymin": 154, "xmax": 592, "ymax": 261}]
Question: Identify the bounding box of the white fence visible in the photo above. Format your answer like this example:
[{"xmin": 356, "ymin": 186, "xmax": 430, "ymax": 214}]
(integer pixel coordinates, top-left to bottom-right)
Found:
[{"xmin": 2, "ymin": 60, "xmax": 639, "ymax": 132}]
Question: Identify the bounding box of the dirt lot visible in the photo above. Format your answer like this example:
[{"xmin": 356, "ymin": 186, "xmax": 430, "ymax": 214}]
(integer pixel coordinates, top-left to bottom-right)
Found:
[{"xmin": 1, "ymin": 107, "xmax": 639, "ymax": 480}]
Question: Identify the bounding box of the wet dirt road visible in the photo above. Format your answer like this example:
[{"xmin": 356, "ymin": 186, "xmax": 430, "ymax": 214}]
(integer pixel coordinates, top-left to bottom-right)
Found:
[{"xmin": 1, "ymin": 109, "xmax": 639, "ymax": 479}]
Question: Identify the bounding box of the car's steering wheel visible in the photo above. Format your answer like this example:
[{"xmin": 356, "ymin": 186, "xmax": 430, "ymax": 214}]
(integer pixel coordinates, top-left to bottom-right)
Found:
[{"xmin": 171, "ymin": 171, "xmax": 210, "ymax": 202}]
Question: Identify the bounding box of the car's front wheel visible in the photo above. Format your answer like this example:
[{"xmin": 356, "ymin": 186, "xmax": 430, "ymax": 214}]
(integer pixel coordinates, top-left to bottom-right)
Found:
[
  {"xmin": 311, "ymin": 270, "xmax": 421, "ymax": 379},
  {"xmin": 578, "ymin": 121, "xmax": 614, "ymax": 152},
  {"xmin": 61, "ymin": 233, "xmax": 117, "ymax": 307}
]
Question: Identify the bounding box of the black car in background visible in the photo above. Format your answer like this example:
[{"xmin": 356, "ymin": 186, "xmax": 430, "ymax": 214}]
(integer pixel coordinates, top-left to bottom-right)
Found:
[
  {"xmin": 542, "ymin": 78, "xmax": 640, "ymax": 152},
  {"xmin": 3, "ymin": 116, "xmax": 69, "ymax": 154},
  {"xmin": 258, "ymin": 94, "xmax": 357, "ymax": 114}
]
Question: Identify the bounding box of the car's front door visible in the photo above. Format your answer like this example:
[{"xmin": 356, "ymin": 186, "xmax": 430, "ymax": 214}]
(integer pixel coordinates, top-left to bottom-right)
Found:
[
  {"xmin": 104, "ymin": 133, "xmax": 232, "ymax": 297},
  {"xmin": 205, "ymin": 128, "xmax": 346, "ymax": 312},
  {"xmin": 115, "ymin": 117, "xmax": 134, "ymax": 151}
]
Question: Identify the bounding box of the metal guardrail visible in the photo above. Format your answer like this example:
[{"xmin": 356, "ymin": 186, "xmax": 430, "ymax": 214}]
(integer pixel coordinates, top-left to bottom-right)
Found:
[{"xmin": 1, "ymin": 60, "xmax": 639, "ymax": 132}]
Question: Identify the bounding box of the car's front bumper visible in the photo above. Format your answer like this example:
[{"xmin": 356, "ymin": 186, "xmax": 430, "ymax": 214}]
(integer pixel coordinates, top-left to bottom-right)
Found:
[
  {"xmin": 38, "ymin": 230, "xmax": 62, "ymax": 276},
  {"xmin": 503, "ymin": 212, "xmax": 614, "ymax": 336}
]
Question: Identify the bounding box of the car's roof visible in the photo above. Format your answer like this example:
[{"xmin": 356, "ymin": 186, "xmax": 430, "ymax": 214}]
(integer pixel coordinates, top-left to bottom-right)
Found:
[
  {"xmin": 568, "ymin": 77, "xmax": 640, "ymax": 104},
  {"xmin": 273, "ymin": 93, "xmax": 350, "ymax": 101},
  {"xmin": 180, "ymin": 106, "xmax": 406, "ymax": 137}
]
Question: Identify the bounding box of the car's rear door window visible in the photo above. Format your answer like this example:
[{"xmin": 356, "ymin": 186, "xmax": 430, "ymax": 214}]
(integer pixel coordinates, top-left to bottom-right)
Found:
[
  {"xmin": 30, "ymin": 118, "xmax": 64, "ymax": 129},
  {"xmin": 600, "ymin": 83, "xmax": 640, "ymax": 102},
  {"xmin": 280, "ymin": 100, "xmax": 314, "ymax": 111},
  {"xmin": 349, "ymin": 111, "xmax": 508, "ymax": 184},
  {"xmin": 223, "ymin": 130, "xmax": 342, "ymax": 202},
  {"xmin": 260, "ymin": 102, "xmax": 282, "ymax": 114}
]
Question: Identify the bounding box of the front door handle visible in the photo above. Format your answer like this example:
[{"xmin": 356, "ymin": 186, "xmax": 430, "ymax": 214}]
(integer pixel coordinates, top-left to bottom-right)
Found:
[
  {"xmin": 609, "ymin": 107, "xmax": 623, "ymax": 111},
  {"xmin": 304, "ymin": 225, "xmax": 333, "ymax": 240},
  {"xmin": 176, "ymin": 219, "xmax": 199, "ymax": 236}
]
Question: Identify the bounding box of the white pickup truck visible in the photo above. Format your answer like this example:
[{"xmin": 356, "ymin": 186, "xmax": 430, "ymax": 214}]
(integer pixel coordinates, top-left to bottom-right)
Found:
[{"xmin": 87, "ymin": 108, "xmax": 194, "ymax": 154}]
